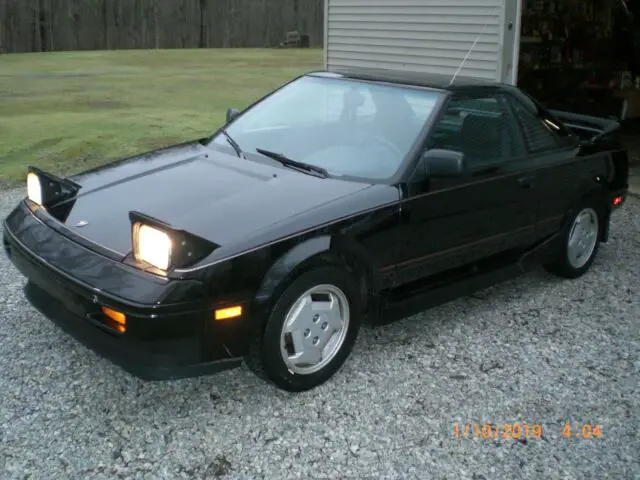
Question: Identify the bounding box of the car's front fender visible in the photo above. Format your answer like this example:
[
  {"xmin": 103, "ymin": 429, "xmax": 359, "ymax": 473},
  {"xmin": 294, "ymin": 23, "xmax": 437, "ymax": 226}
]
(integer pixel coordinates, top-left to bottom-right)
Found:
[
  {"xmin": 253, "ymin": 236, "xmax": 332, "ymax": 309},
  {"xmin": 251, "ymin": 233, "xmax": 384, "ymax": 325}
]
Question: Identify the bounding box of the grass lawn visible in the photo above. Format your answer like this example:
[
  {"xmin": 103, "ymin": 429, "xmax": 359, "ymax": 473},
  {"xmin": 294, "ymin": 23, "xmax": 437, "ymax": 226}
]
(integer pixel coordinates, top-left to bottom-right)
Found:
[{"xmin": 0, "ymin": 48, "xmax": 323, "ymax": 186}]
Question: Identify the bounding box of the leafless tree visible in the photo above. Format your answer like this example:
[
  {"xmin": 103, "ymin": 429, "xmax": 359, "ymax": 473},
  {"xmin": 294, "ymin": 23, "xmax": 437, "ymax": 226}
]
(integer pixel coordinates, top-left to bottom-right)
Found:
[{"xmin": 1, "ymin": 0, "xmax": 324, "ymax": 53}]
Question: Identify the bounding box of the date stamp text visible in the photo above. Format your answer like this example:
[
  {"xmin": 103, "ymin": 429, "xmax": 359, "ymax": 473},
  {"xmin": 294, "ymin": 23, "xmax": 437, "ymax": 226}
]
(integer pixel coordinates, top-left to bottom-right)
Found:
[{"xmin": 452, "ymin": 423, "xmax": 604, "ymax": 440}]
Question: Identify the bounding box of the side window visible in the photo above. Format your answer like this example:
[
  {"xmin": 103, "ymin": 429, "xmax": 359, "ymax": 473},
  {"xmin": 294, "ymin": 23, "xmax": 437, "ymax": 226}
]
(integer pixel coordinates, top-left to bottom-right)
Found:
[
  {"xmin": 429, "ymin": 94, "xmax": 524, "ymax": 168},
  {"xmin": 507, "ymin": 95, "xmax": 564, "ymax": 153}
]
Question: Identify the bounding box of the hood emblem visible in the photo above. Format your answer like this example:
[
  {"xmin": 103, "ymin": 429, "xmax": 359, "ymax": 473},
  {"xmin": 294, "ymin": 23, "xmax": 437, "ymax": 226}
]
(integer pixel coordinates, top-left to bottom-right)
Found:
[{"xmin": 75, "ymin": 220, "xmax": 89, "ymax": 228}]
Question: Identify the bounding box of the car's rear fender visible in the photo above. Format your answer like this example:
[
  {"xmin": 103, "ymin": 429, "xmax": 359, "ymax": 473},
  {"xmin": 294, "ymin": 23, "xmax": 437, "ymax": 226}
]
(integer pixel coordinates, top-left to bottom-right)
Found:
[{"xmin": 559, "ymin": 182, "xmax": 612, "ymax": 243}]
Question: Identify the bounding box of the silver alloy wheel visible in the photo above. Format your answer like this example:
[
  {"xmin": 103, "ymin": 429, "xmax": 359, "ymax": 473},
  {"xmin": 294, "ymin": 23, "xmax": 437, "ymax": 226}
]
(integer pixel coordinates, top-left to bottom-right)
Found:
[
  {"xmin": 567, "ymin": 207, "xmax": 599, "ymax": 269},
  {"xmin": 279, "ymin": 284, "xmax": 350, "ymax": 375}
]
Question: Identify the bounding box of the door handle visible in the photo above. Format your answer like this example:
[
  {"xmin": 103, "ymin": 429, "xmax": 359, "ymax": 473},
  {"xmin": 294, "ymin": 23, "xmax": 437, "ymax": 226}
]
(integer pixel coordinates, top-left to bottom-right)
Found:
[{"xmin": 518, "ymin": 175, "xmax": 534, "ymax": 188}]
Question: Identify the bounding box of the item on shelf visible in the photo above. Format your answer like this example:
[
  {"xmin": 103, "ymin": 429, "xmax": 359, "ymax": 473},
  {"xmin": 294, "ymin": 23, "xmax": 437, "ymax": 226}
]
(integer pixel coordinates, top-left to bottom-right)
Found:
[{"xmin": 621, "ymin": 71, "xmax": 633, "ymax": 90}]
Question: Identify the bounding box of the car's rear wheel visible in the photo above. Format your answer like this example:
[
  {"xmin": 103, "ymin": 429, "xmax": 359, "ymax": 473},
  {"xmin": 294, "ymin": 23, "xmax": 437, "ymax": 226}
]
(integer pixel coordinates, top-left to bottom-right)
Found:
[
  {"xmin": 248, "ymin": 266, "xmax": 361, "ymax": 392},
  {"xmin": 544, "ymin": 198, "xmax": 604, "ymax": 279}
]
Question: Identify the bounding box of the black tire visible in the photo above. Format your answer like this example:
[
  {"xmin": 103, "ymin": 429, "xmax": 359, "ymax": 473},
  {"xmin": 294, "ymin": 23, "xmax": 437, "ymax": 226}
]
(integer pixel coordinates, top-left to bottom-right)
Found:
[
  {"xmin": 544, "ymin": 197, "xmax": 605, "ymax": 279},
  {"xmin": 247, "ymin": 266, "xmax": 362, "ymax": 392}
]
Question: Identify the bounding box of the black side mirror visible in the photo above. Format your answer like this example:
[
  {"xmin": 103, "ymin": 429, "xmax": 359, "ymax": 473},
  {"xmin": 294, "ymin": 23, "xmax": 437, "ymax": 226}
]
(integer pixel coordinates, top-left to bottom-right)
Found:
[
  {"xmin": 421, "ymin": 148, "xmax": 466, "ymax": 178},
  {"xmin": 226, "ymin": 108, "xmax": 240, "ymax": 124}
]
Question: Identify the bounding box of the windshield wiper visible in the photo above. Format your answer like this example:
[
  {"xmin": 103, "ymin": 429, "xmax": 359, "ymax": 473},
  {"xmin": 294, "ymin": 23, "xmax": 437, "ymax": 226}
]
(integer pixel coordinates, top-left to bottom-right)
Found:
[
  {"xmin": 256, "ymin": 148, "xmax": 328, "ymax": 178},
  {"xmin": 221, "ymin": 129, "xmax": 246, "ymax": 159}
]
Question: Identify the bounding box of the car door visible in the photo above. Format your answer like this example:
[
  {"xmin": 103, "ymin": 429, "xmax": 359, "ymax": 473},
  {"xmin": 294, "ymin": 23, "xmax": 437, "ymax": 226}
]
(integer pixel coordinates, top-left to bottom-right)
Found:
[
  {"xmin": 393, "ymin": 91, "xmax": 539, "ymax": 286},
  {"xmin": 503, "ymin": 91, "xmax": 583, "ymax": 241}
]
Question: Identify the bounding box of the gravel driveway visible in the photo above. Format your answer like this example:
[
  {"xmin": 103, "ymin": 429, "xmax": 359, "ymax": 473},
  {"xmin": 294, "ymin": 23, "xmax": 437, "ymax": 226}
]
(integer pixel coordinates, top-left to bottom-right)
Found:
[{"xmin": 1, "ymin": 187, "xmax": 638, "ymax": 479}]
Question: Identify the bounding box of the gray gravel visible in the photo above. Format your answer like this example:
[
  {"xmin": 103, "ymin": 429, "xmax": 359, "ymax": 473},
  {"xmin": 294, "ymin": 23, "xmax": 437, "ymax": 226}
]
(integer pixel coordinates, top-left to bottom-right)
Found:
[{"xmin": 1, "ymin": 187, "xmax": 639, "ymax": 480}]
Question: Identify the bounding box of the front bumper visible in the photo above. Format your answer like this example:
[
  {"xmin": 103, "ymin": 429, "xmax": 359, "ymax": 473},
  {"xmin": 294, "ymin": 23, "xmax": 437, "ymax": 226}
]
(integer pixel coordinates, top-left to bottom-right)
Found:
[
  {"xmin": 3, "ymin": 202, "xmax": 247, "ymax": 380},
  {"xmin": 22, "ymin": 281, "xmax": 242, "ymax": 380}
]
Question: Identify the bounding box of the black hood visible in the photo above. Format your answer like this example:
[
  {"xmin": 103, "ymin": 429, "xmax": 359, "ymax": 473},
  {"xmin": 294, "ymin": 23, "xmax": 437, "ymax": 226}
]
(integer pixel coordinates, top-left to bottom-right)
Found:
[{"xmin": 54, "ymin": 141, "xmax": 377, "ymax": 259}]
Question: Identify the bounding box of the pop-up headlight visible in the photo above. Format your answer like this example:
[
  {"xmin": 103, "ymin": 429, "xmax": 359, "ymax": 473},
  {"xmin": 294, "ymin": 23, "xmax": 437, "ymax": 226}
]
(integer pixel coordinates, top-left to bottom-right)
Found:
[
  {"xmin": 129, "ymin": 211, "xmax": 218, "ymax": 273},
  {"xmin": 134, "ymin": 224, "xmax": 173, "ymax": 271},
  {"xmin": 27, "ymin": 172, "xmax": 43, "ymax": 205},
  {"xmin": 26, "ymin": 166, "xmax": 81, "ymax": 208}
]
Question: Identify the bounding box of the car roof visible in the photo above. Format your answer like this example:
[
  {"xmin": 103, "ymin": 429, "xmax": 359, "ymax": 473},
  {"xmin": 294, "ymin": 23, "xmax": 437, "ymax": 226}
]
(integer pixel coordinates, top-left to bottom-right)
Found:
[{"xmin": 306, "ymin": 68, "xmax": 505, "ymax": 93}]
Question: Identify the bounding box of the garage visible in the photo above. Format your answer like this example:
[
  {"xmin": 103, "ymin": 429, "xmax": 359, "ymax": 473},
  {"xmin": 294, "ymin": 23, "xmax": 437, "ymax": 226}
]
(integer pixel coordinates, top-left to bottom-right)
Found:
[{"xmin": 324, "ymin": 0, "xmax": 640, "ymax": 121}]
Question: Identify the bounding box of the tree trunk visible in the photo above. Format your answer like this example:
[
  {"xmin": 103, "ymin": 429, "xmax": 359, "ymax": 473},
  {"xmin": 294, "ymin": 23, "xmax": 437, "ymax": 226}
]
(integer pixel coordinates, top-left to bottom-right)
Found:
[
  {"xmin": 199, "ymin": 0, "xmax": 208, "ymax": 48},
  {"xmin": 139, "ymin": 0, "xmax": 146, "ymax": 48},
  {"xmin": 103, "ymin": 0, "xmax": 109, "ymax": 49},
  {"xmin": 222, "ymin": 0, "xmax": 232, "ymax": 48},
  {"xmin": 0, "ymin": 0, "xmax": 5, "ymax": 52},
  {"xmin": 33, "ymin": 0, "xmax": 41, "ymax": 52},
  {"xmin": 262, "ymin": 0, "xmax": 269, "ymax": 47},
  {"xmin": 47, "ymin": 0, "xmax": 53, "ymax": 51},
  {"xmin": 153, "ymin": 0, "xmax": 160, "ymax": 49},
  {"xmin": 38, "ymin": 0, "xmax": 47, "ymax": 51},
  {"xmin": 179, "ymin": 0, "xmax": 188, "ymax": 48}
]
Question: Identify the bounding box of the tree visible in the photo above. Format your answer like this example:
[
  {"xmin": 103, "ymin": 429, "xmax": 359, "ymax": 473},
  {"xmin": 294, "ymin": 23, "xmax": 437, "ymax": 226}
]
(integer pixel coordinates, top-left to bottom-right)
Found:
[
  {"xmin": 152, "ymin": 0, "xmax": 160, "ymax": 49},
  {"xmin": 1, "ymin": 0, "xmax": 326, "ymax": 53},
  {"xmin": 103, "ymin": 0, "xmax": 109, "ymax": 49},
  {"xmin": 199, "ymin": 0, "xmax": 208, "ymax": 48}
]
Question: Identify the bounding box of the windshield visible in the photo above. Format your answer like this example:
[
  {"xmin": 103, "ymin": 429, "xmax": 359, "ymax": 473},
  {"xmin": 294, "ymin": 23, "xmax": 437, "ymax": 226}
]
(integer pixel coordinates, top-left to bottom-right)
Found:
[{"xmin": 209, "ymin": 75, "xmax": 443, "ymax": 181}]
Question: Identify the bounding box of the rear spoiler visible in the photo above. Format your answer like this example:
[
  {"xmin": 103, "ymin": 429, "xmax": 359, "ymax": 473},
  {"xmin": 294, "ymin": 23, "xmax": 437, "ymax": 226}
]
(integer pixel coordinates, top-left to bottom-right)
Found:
[{"xmin": 549, "ymin": 109, "xmax": 621, "ymax": 141}]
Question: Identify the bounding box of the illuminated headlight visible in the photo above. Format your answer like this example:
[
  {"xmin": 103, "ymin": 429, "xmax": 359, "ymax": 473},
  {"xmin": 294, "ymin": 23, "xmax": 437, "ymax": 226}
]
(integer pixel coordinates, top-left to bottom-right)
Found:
[
  {"xmin": 25, "ymin": 167, "xmax": 81, "ymax": 208},
  {"xmin": 27, "ymin": 172, "xmax": 43, "ymax": 205},
  {"xmin": 129, "ymin": 211, "xmax": 219, "ymax": 273},
  {"xmin": 134, "ymin": 224, "xmax": 172, "ymax": 271}
]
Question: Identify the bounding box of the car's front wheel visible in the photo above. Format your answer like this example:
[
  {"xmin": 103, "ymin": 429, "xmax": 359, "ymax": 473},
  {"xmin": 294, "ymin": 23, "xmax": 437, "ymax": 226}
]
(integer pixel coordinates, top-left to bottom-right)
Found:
[
  {"xmin": 545, "ymin": 198, "xmax": 604, "ymax": 279},
  {"xmin": 248, "ymin": 266, "xmax": 361, "ymax": 392}
]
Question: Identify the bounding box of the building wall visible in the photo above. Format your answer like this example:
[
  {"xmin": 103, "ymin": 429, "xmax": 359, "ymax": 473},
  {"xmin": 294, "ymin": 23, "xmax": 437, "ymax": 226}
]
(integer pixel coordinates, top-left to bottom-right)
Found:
[{"xmin": 325, "ymin": 0, "xmax": 507, "ymax": 82}]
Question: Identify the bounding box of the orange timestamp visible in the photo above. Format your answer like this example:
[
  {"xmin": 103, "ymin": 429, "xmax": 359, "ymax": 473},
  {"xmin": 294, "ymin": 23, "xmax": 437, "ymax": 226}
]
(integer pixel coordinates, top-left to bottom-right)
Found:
[
  {"xmin": 561, "ymin": 423, "xmax": 603, "ymax": 439},
  {"xmin": 453, "ymin": 423, "xmax": 543, "ymax": 440},
  {"xmin": 452, "ymin": 423, "xmax": 605, "ymax": 440}
]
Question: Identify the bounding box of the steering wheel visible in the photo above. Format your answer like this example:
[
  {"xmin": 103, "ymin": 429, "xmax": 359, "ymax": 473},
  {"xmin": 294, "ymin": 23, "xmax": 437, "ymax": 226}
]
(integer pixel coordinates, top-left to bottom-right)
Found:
[{"xmin": 353, "ymin": 131, "xmax": 403, "ymax": 158}]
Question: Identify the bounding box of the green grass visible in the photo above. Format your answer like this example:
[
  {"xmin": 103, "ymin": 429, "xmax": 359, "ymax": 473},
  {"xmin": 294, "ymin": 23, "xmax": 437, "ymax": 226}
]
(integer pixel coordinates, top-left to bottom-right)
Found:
[{"xmin": 0, "ymin": 48, "xmax": 323, "ymax": 186}]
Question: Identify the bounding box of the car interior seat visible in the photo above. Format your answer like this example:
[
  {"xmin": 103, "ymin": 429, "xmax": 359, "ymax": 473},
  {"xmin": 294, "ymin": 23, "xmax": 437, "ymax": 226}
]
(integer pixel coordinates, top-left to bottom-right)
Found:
[
  {"xmin": 340, "ymin": 87, "xmax": 365, "ymax": 124},
  {"xmin": 369, "ymin": 90, "xmax": 417, "ymax": 147},
  {"xmin": 459, "ymin": 113, "xmax": 504, "ymax": 166}
]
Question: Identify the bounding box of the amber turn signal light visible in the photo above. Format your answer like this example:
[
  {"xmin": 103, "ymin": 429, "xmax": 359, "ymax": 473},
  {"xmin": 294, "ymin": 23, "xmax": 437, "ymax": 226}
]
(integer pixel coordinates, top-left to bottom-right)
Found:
[
  {"xmin": 214, "ymin": 305, "xmax": 242, "ymax": 321},
  {"xmin": 101, "ymin": 306, "xmax": 126, "ymax": 326}
]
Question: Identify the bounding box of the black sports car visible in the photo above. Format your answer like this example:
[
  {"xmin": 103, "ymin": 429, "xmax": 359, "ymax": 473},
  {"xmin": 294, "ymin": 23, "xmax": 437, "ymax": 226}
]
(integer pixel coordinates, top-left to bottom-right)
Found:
[{"xmin": 3, "ymin": 68, "xmax": 630, "ymax": 392}]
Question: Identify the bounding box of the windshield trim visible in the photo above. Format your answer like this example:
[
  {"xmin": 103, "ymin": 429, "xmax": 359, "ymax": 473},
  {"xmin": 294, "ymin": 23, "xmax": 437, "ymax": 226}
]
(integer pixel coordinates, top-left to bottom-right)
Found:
[{"xmin": 206, "ymin": 73, "xmax": 448, "ymax": 185}]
